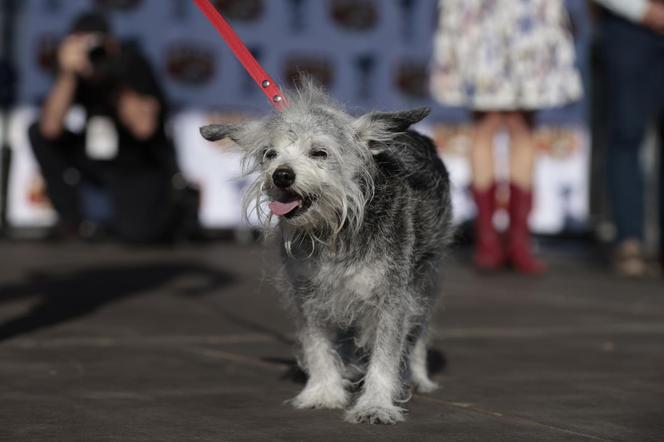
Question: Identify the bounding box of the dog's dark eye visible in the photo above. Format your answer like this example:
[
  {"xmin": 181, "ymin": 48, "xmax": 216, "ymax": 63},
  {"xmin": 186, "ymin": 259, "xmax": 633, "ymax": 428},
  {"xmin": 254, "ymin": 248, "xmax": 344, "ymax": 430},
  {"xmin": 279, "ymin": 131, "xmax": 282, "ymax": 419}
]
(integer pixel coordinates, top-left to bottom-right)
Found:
[
  {"xmin": 310, "ymin": 149, "xmax": 328, "ymax": 159},
  {"xmin": 264, "ymin": 149, "xmax": 277, "ymax": 160}
]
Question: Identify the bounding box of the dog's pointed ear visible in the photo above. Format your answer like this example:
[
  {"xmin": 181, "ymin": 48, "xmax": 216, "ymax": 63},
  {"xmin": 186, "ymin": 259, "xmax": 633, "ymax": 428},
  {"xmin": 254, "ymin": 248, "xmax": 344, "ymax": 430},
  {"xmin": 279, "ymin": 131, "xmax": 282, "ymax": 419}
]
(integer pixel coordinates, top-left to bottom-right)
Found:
[
  {"xmin": 354, "ymin": 107, "xmax": 430, "ymax": 153},
  {"xmin": 199, "ymin": 123, "xmax": 238, "ymax": 142},
  {"xmin": 364, "ymin": 107, "xmax": 431, "ymax": 133}
]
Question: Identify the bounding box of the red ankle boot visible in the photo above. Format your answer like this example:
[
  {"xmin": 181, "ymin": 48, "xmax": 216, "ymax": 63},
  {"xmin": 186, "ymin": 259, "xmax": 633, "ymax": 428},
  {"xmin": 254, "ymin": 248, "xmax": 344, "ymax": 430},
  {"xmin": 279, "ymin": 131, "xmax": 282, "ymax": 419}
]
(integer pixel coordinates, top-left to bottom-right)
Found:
[
  {"xmin": 507, "ymin": 184, "xmax": 545, "ymax": 274},
  {"xmin": 472, "ymin": 184, "xmax": 505, "ymax": 270}
]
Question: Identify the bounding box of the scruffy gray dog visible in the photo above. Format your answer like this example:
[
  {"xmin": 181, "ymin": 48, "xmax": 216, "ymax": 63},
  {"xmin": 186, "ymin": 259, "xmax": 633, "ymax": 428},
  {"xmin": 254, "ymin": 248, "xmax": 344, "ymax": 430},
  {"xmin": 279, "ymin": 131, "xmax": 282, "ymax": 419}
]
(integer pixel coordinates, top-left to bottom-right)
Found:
[{"xmin": 200, "ymin": 81, "xmax": 452, "ymax": 424}]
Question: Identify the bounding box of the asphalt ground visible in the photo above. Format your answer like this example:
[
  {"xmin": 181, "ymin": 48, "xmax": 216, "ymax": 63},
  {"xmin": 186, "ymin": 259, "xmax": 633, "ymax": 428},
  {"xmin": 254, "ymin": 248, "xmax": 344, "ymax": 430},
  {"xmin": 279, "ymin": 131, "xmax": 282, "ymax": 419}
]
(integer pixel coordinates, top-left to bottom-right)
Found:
[{"xmin": 0, "ymin": 240, "xmax": 662, "ymax": 441}]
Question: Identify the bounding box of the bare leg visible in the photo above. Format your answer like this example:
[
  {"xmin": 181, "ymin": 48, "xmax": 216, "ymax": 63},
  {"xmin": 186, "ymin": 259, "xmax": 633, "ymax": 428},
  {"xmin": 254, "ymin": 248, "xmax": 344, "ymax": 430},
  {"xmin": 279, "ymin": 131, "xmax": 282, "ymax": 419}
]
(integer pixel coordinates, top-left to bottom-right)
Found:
[
  {"xmin": 290, "ymin": 319, "xmax": 349, "ymax": 409},
  {"xmin": 471, "ymin": 112, "xmax": 503, "ymax": 190},
  {"xmin": 345, "ymin": 310, "xmax": 408, "ymax": 424},
  {"xmin": 505, "ymin": 111, "xmax": 536, "ymax": 190},
  {"xmin": 470, "ymin": 112, "xmax": 506, "ymax": 269},
  {"xmin": 504, "ymin": 111, "xmax": 545, "ymax": 273}
]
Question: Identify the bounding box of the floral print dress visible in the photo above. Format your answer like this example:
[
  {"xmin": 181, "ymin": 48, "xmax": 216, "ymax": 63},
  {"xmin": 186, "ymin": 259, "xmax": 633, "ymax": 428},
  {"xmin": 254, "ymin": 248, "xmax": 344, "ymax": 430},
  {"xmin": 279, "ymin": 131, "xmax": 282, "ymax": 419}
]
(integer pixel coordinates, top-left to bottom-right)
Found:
[{"xmin": 430, "ymin": 0, "xmax": 582, "ymax": 111}]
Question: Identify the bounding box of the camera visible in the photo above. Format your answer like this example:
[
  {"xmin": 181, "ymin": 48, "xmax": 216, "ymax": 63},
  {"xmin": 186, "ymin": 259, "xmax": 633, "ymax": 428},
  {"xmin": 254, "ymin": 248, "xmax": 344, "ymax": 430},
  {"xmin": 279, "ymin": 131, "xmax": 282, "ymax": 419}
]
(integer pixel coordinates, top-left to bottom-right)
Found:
[{"xmin": 87, "ymin": 35, "xmax": 108, "ymax": 67}]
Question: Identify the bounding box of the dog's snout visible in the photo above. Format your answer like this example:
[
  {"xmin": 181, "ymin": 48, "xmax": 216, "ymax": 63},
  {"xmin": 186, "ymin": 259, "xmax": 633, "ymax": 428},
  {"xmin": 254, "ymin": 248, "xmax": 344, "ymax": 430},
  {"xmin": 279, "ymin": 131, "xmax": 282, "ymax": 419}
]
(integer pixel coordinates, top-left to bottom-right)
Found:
[{"xmin": 273, "ymin": 167, "xmax": 296, "ymax": 188}]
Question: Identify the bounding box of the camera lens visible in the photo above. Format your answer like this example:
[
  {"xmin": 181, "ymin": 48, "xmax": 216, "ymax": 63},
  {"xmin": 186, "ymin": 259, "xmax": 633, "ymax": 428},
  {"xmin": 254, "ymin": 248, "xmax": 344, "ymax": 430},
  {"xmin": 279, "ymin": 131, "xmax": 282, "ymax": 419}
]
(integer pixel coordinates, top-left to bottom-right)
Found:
[{"xmin": 88, "ymin": 43, "xmax": 107, "ymax": 66}]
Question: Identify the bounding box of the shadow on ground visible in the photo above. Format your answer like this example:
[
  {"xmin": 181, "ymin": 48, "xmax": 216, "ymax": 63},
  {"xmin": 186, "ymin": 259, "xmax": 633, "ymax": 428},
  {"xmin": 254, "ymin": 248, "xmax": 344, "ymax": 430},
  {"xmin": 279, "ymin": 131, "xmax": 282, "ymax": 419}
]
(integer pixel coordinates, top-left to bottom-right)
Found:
[{"xmin": 0, "ymin": 261, "xmax": 236, "ymax": 341}]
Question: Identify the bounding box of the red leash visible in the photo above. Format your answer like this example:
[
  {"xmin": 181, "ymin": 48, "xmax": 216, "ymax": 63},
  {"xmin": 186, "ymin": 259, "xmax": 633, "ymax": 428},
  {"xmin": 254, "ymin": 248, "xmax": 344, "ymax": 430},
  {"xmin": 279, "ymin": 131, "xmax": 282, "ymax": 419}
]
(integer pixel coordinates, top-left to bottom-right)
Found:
[{"xmin": 193, "ymin": 0, "xmax": 288, "ymax": 111}]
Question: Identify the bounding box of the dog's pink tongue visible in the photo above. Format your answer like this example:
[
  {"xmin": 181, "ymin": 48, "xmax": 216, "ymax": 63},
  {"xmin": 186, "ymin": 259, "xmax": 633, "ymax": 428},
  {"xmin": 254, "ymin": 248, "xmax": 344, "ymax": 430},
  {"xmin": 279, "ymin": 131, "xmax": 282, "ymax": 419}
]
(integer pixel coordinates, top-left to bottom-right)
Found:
[{"xmin": 269, "ymin": 199, "xmax": 301, "ymax": 216}]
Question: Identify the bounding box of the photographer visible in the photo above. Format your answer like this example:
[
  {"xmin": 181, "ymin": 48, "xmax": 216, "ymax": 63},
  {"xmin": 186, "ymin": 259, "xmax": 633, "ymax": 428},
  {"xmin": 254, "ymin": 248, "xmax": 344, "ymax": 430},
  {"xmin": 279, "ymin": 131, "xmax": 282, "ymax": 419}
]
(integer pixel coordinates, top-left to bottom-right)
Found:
[{"xmin": 28, "ymin": 12, "xmax": 198, "ymax": 242}]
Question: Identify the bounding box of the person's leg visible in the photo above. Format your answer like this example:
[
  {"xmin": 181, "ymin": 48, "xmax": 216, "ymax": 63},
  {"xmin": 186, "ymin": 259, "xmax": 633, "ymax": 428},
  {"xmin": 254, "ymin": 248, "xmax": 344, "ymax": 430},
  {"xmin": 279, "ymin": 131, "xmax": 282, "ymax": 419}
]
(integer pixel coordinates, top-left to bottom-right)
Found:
[
  {"xmin": 505, "ymin": 112, "xmax": 536, "ymax": 190},
  {"xmin": 657, "ymin": 114, "xmax": 664, "ymax": 272},
  {"xmin": 600, "ymin": 14, "xmax": 660, "ymax": 276},
  {"xmin": 503, "ymin": 111, "xmax": 544, "ymax": 274},
  {"xmin": 470, "ymin": 112, "xmax": 501, "ymax": 190},
  {"xmin": 470, "ymin": 111, "xmax": 505, "ymax": 270},
  {"xmin": 107, "ymin": 166, "xmax": 176, "ymax": 243},
  {"xmin": 28, "ymin": 123, "xmax": 84, "ymax": 229},
  {"xmin": 657, "ymin": 39, "xmax": 664, "ymax": 273}
]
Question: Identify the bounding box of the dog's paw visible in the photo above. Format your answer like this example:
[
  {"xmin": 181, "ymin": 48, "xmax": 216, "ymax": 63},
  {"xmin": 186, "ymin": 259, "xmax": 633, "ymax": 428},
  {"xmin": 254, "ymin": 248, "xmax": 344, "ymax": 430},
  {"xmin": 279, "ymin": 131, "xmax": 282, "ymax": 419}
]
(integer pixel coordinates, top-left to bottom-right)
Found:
[
  {"xmin": 289, "ymin": 383, "xmax": 349, "ymax": 410},
  {"xmin": 413, "ymin": 378, "xmax": 439, "ymax": 394},
  {"xmin": 344, "ymin": 403, "xmax": 406, "ymax": 424}
]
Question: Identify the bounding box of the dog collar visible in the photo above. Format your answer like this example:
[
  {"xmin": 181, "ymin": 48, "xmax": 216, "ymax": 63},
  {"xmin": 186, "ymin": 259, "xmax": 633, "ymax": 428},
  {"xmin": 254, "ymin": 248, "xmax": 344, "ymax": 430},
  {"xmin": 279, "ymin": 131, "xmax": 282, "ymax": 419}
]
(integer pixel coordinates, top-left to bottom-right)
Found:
[{"xmin": 194, "ymin": 0, "xmax": 288, "ymax": 111}]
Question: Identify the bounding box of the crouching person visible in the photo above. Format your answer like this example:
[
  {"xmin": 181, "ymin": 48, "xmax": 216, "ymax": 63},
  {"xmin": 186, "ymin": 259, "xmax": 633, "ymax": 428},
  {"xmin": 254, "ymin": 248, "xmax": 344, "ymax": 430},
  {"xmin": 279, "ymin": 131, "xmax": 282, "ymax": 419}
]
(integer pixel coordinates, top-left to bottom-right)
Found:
[{"xmin": 29, "ymin": 12, "xmax": 198, "ymax": 243}]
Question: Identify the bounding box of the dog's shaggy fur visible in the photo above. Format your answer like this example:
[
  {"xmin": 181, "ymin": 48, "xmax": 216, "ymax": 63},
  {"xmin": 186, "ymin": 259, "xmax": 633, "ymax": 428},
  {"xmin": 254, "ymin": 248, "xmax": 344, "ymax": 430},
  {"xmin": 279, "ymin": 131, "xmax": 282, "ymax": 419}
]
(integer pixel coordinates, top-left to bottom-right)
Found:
[{"xmin": 200, "ymin": 81, "xmax": 453, "ymax": 424}]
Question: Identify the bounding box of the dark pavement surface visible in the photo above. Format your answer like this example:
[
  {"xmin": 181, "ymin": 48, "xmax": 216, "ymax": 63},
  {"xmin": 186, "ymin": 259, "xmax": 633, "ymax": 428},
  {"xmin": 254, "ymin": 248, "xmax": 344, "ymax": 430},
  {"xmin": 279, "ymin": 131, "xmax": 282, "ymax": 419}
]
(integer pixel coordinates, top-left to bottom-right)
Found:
[{"xmin": 0, "ymin": 240, "xmax": 662, "ymax": 441}]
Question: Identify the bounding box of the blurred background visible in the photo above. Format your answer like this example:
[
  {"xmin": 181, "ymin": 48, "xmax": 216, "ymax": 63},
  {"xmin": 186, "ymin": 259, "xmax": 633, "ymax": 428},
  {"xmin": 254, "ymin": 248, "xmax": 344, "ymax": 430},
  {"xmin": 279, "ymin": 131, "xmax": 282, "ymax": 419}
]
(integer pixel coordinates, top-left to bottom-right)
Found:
[{"xmin": 0, "ymin": 0, "xmax": 660, "ymax": 266}]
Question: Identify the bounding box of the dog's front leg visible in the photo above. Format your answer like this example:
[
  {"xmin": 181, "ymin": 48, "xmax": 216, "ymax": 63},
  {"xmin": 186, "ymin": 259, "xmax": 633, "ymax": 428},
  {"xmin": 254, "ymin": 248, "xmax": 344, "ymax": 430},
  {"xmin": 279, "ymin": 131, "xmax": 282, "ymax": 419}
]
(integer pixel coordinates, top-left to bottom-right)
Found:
[
  {"xmin": 290, "ymin": 319, "xmax": 349, "ymax": 409},
  {"xmin": 345, "ymin": 309, "xmax": 407, "ymax": 424}
]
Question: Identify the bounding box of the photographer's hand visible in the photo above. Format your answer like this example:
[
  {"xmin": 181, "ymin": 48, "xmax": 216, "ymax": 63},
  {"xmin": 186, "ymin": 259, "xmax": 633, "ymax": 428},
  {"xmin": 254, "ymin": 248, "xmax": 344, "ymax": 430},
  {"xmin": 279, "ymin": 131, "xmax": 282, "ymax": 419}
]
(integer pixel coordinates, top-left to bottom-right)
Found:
[
  {"xmin": 39, "ymin": 34, "xmax": 94, "ymax": 139},
  {"xmin": 642, "ymin": 1, "xmax": 664, "ymax": 34},
  {"xmin": 58, "ymin": 34, "xmax": 93, "ymax": 77}
]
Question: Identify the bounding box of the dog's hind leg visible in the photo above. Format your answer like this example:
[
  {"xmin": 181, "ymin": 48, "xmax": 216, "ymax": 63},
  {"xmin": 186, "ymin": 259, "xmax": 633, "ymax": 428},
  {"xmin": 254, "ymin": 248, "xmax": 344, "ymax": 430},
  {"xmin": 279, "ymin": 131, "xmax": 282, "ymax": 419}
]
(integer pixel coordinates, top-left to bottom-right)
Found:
[
  {"xmin": 409, "ymin": 331, "xmax": 438, "ymax": 393},
  {"xmin": 345, "ymin": 309, "xmax": 409, "ymax": 424},
  {"xmin": 409, "ymin": 258, "xmax": 442, "ymax": 394},
  {"xmin": 290, "ymin": 320, "xmax": 349, "ymax": 409}
]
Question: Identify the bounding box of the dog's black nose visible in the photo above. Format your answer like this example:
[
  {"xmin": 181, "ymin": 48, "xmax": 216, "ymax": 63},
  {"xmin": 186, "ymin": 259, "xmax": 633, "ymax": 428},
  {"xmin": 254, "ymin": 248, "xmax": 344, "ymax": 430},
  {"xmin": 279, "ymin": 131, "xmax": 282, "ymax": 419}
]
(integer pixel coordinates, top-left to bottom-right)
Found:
[{"xmin": 273, "ymin": 167, "xmax": 296, "ymax": 188}]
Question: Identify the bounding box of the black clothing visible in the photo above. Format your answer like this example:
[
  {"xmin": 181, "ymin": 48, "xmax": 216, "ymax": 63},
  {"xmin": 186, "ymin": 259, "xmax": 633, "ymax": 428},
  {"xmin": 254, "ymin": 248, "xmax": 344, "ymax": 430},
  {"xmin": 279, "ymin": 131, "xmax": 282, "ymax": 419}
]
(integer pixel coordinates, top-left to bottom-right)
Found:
[
  {"xmin": 30, "ymin": 43, "xmax": 197, "ymax": 242},
  {"xmin": 72, "ymin": 41, "xmax": 178, "ymax": 173},
  {"xmin": 598, "ymin": 11, "xmax": 663, "ymax": 252},
  {"xmin": 29, "ymin": 124, "xmax": 184, "ymax": 242}
]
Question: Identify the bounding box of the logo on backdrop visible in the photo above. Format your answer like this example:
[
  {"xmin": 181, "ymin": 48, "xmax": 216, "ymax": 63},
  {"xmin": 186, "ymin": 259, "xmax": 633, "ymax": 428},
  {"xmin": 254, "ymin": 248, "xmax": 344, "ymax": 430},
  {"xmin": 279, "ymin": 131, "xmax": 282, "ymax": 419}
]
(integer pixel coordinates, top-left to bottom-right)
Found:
[
  {"xmin": 42, "ymin": 0, "xmax": 64, "ymax": 13},
  {"xmin": 213, "ymin": 0, "xmax": 264, "ymax": 22},
  {"xmin": 35, "ymin": 33, "xmax": 60, "ymax": 75},
  {"xmin": 353, "ymin": 53, "xmax": 377, "ymax": 101},
  {"xmin": 93, "ymin": 0, "xmax": 144, "ymax": 11},
  {"xmin": 394, "ymin": 59, "xmax": 429, "ymax": 99},
  {"xmin": 170, "ymin": 0, "xmax": 190, "ymax": 22},
  {"xmin": 330, "ymin": 0, "xmax": 378, "ymax": 32},
  {"xmin": 398, "ymin": 0, "xmax": 418, "ymax": 42},
  {"xmin": 165, "ymin": 42, "xmax": 215, "ymax": 86},
  {"xmin": 283, "ymin": 55, "xmax": 335, "ymax": 90},
  {"xmin": 286, "ymin": 0, "xmax": 306, "ymax": 33}
]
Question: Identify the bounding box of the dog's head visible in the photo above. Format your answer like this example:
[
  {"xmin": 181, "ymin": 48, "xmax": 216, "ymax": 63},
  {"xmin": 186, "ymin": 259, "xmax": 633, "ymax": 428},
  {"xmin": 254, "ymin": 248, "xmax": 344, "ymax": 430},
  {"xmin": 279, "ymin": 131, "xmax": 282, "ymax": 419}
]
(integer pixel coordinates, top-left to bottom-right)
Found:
[{"xmin": 200, "ymin": 80, "xmax": 429, "ymax": 249}]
